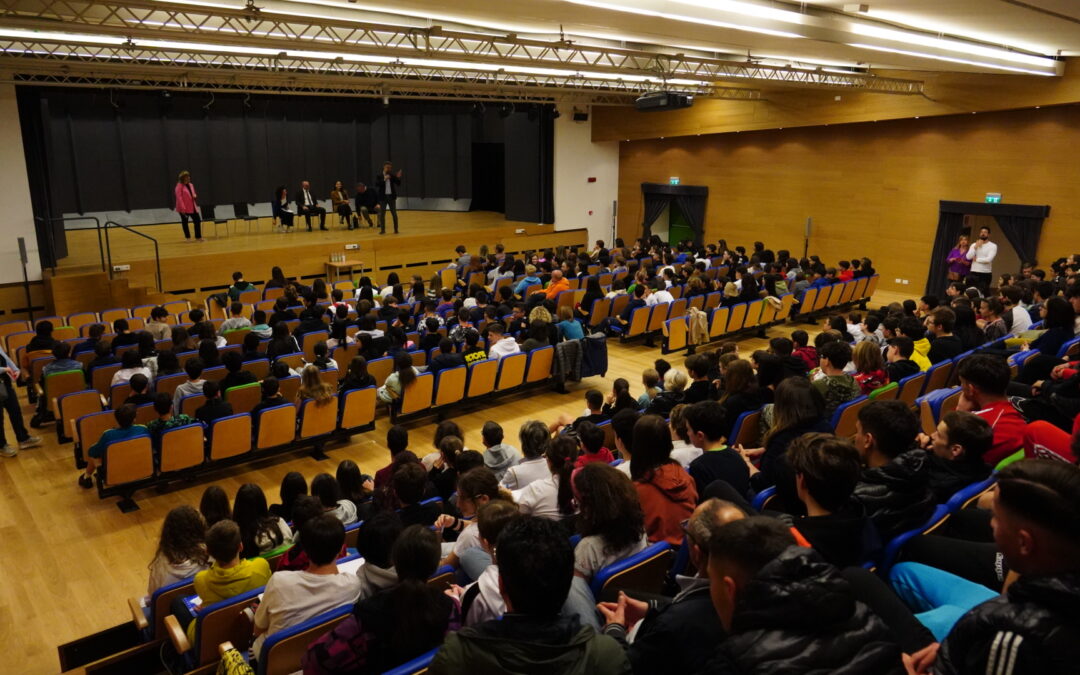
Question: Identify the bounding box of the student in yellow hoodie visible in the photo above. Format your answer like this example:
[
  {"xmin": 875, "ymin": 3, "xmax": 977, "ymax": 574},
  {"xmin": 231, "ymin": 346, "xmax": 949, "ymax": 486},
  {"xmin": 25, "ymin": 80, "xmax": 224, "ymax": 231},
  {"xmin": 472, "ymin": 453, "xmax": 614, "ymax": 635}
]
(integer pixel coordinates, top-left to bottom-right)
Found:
[
  {"xmin": 182, "ymin": 519, "xmax": 271, "ymax": 643},
  {"xmin": 900, "ymin": 317, "xmax": 932, "ymax": 371}
]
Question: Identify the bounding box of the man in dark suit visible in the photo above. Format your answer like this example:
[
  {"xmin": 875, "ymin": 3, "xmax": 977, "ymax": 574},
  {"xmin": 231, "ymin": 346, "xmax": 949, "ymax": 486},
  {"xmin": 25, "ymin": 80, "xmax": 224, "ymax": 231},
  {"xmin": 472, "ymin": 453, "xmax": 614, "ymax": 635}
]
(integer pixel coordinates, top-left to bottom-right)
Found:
[
  {"xmin": 377, "ymin": 161, "xmax": 402, "ymax": 235},
  {"xmin": 353, "ymin": 182, "xmax": 379, "ymax": 228},
  {"xmin": 296, "ymin": 180, "xmax": 327, "ymax": 231}
]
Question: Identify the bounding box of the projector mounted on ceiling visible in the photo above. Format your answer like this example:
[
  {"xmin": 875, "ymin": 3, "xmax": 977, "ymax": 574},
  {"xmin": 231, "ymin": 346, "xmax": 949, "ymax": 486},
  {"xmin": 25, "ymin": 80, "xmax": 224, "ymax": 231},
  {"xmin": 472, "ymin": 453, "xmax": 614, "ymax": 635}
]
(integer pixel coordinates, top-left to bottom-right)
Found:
[{"xmin": 635, "ymin": 92, "xmax": 694, "ymax": 112}]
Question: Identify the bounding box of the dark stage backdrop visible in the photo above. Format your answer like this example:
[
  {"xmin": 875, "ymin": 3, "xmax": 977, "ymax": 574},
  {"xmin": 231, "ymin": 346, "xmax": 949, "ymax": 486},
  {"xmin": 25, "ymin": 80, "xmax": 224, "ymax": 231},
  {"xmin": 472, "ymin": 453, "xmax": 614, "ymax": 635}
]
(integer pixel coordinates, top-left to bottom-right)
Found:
[{"xmin": 18, "ymin": 87, "xmax": 553, "ymax": 265}]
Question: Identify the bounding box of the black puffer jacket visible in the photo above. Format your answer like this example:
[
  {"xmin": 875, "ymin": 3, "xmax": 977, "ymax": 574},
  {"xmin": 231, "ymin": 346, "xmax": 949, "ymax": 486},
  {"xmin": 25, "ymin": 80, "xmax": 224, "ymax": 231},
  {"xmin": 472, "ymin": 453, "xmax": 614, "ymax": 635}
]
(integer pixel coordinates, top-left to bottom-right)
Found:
[
  {"xmin": 704, "ymin": 547, "xmax": 904, "ymax": 674},
  {"xmin": 934, "ymin": 572, "xmax": 1080, "ymax": 675},
  {"xmin": 854, "ymin": 449, "xmax": 936, "ymax": 539}
]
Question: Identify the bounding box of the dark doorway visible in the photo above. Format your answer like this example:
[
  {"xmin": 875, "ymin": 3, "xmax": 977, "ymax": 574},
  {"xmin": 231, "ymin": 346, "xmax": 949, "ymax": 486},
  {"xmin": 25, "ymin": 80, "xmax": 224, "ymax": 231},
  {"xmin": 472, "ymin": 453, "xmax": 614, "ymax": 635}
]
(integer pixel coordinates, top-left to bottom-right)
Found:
[{"xmin": 470, "ymin": 142, "xmax": 505, "ymax": 213}]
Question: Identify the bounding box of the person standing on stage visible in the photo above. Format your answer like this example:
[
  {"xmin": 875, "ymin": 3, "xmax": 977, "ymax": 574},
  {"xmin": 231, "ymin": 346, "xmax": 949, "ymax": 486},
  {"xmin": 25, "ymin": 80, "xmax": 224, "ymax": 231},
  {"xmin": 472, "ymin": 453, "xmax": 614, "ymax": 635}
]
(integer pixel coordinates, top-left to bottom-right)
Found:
[
  {"xmin": 377, "ymin": 161, "xmax": 402, "ymax": 235},
  {"xmin": 296, "ymin": 180, "xmax": 327, "ymax": 231},
  {"xmin": 354, "ymin": 182, "xmax": 379, "ymax": 229},
  {"xmin": 330, "ymin": 181, "xmax": 356, "ymax": 230},
  {"xmin": 965, "ymin": 225, "xmax": 997, "ymax": 294},
  {"xmin": 174, "ymin": 170, "xmax": 203, "ymax": 243}
]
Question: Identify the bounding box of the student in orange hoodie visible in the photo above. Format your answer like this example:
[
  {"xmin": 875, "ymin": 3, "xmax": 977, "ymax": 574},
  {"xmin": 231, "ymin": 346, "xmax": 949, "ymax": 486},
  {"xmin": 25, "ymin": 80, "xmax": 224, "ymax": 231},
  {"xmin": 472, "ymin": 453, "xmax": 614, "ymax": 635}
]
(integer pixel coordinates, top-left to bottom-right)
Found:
[{"xmin": 629, "ymin": 414, "xmax": 698, "ymax": 546}]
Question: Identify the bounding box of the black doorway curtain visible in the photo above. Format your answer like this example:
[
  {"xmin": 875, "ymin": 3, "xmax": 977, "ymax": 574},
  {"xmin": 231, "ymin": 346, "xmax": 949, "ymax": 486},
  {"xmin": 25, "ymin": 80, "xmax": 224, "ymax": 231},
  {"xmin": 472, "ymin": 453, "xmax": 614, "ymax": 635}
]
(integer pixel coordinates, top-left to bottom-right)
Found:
[
  {"xmin": 924, "ymin": 200, "xmax": 1050, "ymax": 298},
  {"xmin": 640, "ymin": 183, "xmax": 709, "ymax": 245}
]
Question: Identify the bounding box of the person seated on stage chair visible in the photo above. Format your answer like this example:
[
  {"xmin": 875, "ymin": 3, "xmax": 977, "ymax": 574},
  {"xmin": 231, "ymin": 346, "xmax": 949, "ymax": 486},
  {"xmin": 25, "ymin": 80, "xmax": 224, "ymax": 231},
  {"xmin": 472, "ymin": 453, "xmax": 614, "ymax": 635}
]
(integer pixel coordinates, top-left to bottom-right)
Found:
[
  {"xmin": 296, "ymin": 179, "xmax": 327, "ymax": 231},
  {"xmin": 353, "ymin": 182, "xmax": 379, "ymax": 228},
  {"xmin": 272, "ymin": 186, "xmax": 294, "ymax": 232},
  {"xmin": 78, "ymin": 403, "xmax": 146, "ymax": 489},
  {"xmin": 123, "ymin": 373, "xmax": 155, "ymax": 407},
  {"xmin": 220, "ymin": 302, "xmax": 252, "ymax": 334},
  {"xmin": 330, "ymin": 180, "xmax": 355, "ymax": 230}
]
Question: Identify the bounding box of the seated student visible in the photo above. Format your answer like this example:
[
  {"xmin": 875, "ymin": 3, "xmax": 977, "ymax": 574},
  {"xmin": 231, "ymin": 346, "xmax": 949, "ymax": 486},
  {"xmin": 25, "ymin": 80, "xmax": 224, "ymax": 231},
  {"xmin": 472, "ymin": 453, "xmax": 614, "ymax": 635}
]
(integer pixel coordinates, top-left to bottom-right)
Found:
[
  {"xmin": 269, "ymin": 472, "xmax": 307, "ymax": 523},
  {"xmin": 218, "ymin": 351, "xmax": 256, "ymax": 394},
  {"xmin": 297, "ymin": 364, "xmax": 335, "ymax": 407},
  {"xmin": 956, "ymin": 354, "xmax": 1025, "ymax": 466},
  {"xmin": 171, "ymin": 357, "xmax": 206, "ymax": 416},
  {"xmin": 253, "ymin": 514, "xmax": 362, "ymax": 655},
  {"xmin": 312, "ymin": 472, "xmax": 359, "ymax": 526},
  {"xmin": 86, "ymin": 341, "xmax": 120, "ymax": 383},
  {"xmin": 376, "ymin": 352, "xmax": 418, "ymax": 405},
  {"xmin": 715, "ymin": 359, "xmax": 767, "ymax": 441},
  {"xmin": 123, "ymin": 373, "xmax": 155, "ymax": 407},
  {"xmin": 339, "ymin": 356, "xmax": 375, "ymax": 393},
  {"xmin": 555, "ymin": 306, "xmax": 585, "ymax": 341},
  {"xmin": 852, "ymin": 340, "xmax": 889, "ymax": 395},
  {"xmin": 180, "ymin": 519, "xmax": 271, "ymax": 642},
  {"xmin": 309, "ymin": 341, "xmax": 339, "ymax": 372},
  {"xmin": 372, "ymin": 425, "xmax": 410, "ymax": 489},
  {"xmin": 515, "ymin": 436, "xmax": 577, "ymax": 522},
  {"xmin": 636, "ymin": 368, "xmax": 662, "ymax": 409},
  {"xmin": 682, "ymin": 354, "xmax": 713, "ymax": 404},
  {"xmin": 791, "ymin": 329, "xmax": 818, "ymax": 371},
  {"xmin": 194, "ymin": 380, "xmax": 233, "ymax": 428},
  {"xmin": 572, "ymin": 463, "xmax": 648, "ymax": 582},
  {"xmin": 110, "ymin": 318, "xmax": 140, "ymax": 352},
  {"xmin": 78, "ymin": 404, "xmax": 146, "ymax": 488},
  {"xmin": 549, "ymin": 389, "xmax": 609, "ymax": 435},
  {"xmin": 631, "ymin": 415, "xmax": 697, "ymax": 546},
  {"xmin": 927, "ymin": 306, "xmax": 964, "ymax": 365},
  {"xmin": 434, "ymin": 467, "xmax": 509, "ymax": 575},
  {"xmin": 701, "ymin": 517, "xmax": 902, "ymax": 672},
  {"xmin": 486, "ymin": 322, "xmax": 521, "ymax": 360},
  {"xmin": 447, "ymin": 500, "xmax": 522, "ymax": 626},
  {"xmin": 667, "ymin": 404, "xmax": 701, "ymax": 468},
  {"xmin": 644, "ymin": 368, "xmax": 688, "ymax": 418},
  {"xmin": 277, "ymin": 495, "xmax": 345, "ymax": 572},
  {"xmin": 500, "ymin": 420, "xmax": 552, "ymax": 491},
  {"xmin": 393, "ymin": 462, "xmax": 443, "ymax": 527},
  {"xmin": 480, "ymin": 421, "xmax": 520, "ymax": 482},
  {"xmin": 250, "ymin": 377, "xmax": 288, "ymax": 425},
  {"xmin": 892, "ymin": 460, "xmax": 1080, "ymax": 675},
  {"xmin": 146, "ymin": 391, "xmax": 197, "ymax": 446},
  {"xmin": 812, "ymin": 340, "xmax": 861, "ymax": 416},
  {"xmin": 304, "ymin": 525, "xmax": 456, "ymax": 674},
  {"xmin": 111, "ymin": 348, "xmax": 152, "ymax": 388},
  {"xmin": 885, "ymin": 336, "xmax": 921, "ymax": 384},
  {"xmin": 147, "ymin": 505, "xmax": 209, "ymax": 599},
  {"xmin": 852, "ymin": 400, "xmax": 936, "ymax": 539},
  {"xmin": 598, "ymin": 498, "xmax": 731, "ymax": 675},
  {"xmin": 234, "ymin": 483, "xmax": 293, "ymax": 558},
  {"xmin": 238, "ymin": 333, "xmax": 263, "ymax": 363},
  {"xmin": 220, "ymin": 302, "xmax": 252, "ymax": 334},
  {"xmin": 73, "ymin": 322, "xmax": 107, "ymax": 356},
  {"xmin": 787, "ymin": 432, "xmax": 881, "ymax": 567},
  {"xmin": 924, "ymin": 411, "xmax": 994, "ymax": 501},
  {"xmin": 685, "ymin": 400, "xmax": 751, "ymax": 499},
  {"xmin": 900, "ymin": 316, "xmax": 934, "ymax": 371},
  {"xmin": 431, "ymin": 516, "xmax": 630, "ymax": 674},
  {"xmin": 353, "ymin": 511, "xmax": 403, "ymax": 600},
  {"xmin": 418, "ymin": 318, "xmax": 443, "ymax": 353},
  {"xmin": 573, "ymin": 421, "xmax": 615, "ymax": 468}
]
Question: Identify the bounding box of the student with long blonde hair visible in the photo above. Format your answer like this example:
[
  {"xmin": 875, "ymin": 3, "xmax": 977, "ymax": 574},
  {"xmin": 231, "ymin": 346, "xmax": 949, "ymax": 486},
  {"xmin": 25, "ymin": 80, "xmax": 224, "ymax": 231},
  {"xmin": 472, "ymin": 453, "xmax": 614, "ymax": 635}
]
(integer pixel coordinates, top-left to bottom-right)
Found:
[{"xmin": 298, "ymin": 364, "xmax": 335, "ymax": 404}]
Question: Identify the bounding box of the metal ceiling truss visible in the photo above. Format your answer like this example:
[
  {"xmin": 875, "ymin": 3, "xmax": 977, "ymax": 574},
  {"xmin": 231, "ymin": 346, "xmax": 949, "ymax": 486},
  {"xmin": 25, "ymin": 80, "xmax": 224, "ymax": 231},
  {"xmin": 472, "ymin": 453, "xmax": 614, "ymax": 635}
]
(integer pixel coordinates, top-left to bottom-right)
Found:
[{"xmin": 0, "ymin": 0, "xmax": 923, "ymax": 96}]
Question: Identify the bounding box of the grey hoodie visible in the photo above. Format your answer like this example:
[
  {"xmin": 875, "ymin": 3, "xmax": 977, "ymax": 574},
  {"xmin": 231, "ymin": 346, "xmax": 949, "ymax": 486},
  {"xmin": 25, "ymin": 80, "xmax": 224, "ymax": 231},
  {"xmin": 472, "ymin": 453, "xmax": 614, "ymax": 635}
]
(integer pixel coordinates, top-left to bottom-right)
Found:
[{"xmin": 484, "ymin": 443, "xmax": 521, "ymax": 481}]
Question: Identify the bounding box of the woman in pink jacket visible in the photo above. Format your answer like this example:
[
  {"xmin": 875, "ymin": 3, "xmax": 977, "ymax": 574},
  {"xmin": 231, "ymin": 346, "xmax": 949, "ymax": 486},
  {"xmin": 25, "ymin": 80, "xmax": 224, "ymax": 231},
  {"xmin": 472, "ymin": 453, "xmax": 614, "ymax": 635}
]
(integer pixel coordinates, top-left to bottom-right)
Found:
[{"xmin": 174, "ymin": 170, "xmax": 203, "ymax": 242}]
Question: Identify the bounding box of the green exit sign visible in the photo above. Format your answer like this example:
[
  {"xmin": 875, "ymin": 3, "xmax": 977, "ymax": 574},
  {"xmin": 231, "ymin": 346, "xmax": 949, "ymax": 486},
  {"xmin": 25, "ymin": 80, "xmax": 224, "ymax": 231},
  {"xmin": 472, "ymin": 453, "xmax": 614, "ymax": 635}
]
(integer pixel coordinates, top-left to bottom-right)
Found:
[
  {"xmin": 985, "ymin": 192, "xmax": 1002, "ymax": 203},
  {"xmin": 669, "ymin": 177, "xmax": 680, "ymax": 185}
]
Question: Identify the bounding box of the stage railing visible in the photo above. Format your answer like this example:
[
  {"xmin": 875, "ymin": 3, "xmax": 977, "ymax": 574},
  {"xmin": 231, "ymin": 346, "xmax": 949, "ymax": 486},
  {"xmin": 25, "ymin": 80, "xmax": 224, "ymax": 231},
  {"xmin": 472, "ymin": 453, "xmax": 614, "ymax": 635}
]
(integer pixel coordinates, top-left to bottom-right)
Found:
[
  {"xmin": 104, "ymin": 220, "xmax": 163, "ymax": 292},
  {"xmin": 34, "ymin": 215, "xmax": 103, "ymax": 273}
]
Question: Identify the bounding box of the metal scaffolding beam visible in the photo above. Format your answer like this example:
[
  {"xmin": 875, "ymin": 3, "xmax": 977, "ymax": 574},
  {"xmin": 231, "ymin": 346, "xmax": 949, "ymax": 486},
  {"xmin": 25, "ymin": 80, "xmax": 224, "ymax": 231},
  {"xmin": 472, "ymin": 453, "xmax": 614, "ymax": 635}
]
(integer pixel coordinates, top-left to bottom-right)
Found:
[{"xmin": 0, "ymin": 0, "xmax": 924, "ymax": 95}]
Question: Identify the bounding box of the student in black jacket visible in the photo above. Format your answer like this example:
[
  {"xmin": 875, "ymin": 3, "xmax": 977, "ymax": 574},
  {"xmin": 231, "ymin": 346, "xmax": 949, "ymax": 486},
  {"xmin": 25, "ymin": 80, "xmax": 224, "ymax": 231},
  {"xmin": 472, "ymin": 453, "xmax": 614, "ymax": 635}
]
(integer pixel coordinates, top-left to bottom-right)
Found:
[
  {"xmin": 599, "ymin": 497, "xmax": 732, "ymax": 674},
  {"xmin": 220, "ymin": 351, "xmax": 257, "ymax": 393},
  {"xmin": 685, "ymin": 400, "xmax": 751, "ymax": 498},
  {"xmin": 427, "ymin": 338, "xmax": 465, "ymax": 377},
  {"xmin": 927, "ymin": 307, "xmax": 965, "ymax": 365},
  {"xmin": 683, "ymin": 354, "xmax": 714, "ymax": 404},
  {"xmin": 885, "ymin": 336, "xmax": 921, "ymax": 383},
  {"xmin": 195, "ymin": 381, "xmax": 234, "ymax": 429}
]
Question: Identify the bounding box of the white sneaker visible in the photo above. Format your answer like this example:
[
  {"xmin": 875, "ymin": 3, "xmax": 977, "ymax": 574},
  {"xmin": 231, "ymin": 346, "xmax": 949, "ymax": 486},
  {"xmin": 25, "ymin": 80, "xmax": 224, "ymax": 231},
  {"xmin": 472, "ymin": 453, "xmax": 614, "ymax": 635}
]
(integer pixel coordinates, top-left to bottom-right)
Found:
[
  {"xmin": 0, "ymin": 445, "xmax": 17, "ymax": 458},
  {"xmin": 19, "ymin": 436, "xmax": 42, "ymax": 450}
]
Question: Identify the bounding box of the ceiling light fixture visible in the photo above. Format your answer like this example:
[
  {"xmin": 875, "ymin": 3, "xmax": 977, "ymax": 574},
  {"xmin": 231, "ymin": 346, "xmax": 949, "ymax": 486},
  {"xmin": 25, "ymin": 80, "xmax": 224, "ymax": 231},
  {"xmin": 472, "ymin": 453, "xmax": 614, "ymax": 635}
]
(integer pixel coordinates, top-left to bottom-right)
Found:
[
  {"xmin": 846, "ymin": 43, "xmax": 1056, "ymax": 76},
  {"xmin": 564, "ymin": 0, "xmax": 805, "ymax": 39},
  {"xmin": 850, "ymin": 24, "xmax": 1057, "ymax": 68}
]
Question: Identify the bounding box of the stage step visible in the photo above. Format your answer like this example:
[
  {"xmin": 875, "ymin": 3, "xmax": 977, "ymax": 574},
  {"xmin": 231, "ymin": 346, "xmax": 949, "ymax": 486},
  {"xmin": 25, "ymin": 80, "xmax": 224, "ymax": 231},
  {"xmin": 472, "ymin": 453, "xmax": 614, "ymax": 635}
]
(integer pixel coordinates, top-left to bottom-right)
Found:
[{"xmin": 45, "ymin": 270, "xmax": 193, "ymax": 316}]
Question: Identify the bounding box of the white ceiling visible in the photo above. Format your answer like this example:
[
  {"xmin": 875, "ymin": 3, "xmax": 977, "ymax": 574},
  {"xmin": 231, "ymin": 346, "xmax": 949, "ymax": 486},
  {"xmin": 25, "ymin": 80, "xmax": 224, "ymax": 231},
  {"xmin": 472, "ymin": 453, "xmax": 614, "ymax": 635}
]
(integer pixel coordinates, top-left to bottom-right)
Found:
[{"xmin": 320, "ymin": 0, "xmax": 1080, "ymax": 74}]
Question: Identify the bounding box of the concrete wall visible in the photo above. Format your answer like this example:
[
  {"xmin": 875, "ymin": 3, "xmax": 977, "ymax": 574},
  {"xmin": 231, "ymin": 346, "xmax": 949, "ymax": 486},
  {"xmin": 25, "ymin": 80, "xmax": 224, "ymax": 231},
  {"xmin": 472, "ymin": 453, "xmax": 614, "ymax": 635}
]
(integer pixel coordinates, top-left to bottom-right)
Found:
[{"xmin": 553, "ymin": 103, "xmax": 620, "ymax": 248}]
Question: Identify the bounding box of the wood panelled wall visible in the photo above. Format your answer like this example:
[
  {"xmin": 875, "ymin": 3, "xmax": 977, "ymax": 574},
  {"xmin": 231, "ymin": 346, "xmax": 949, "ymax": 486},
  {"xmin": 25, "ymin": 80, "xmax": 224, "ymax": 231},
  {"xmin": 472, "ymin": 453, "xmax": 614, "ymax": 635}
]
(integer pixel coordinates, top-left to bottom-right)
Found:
[{"xmin": 617, "ymin": 105, "xmax": 1080, "ymax": 294}]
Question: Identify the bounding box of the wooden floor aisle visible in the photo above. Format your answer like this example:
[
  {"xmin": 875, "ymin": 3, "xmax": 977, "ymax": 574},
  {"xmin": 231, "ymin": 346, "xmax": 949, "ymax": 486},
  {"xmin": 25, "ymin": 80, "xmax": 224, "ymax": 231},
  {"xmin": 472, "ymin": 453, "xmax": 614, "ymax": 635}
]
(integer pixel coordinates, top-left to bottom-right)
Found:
[{"xmin": 0, "ymin": 290, "xmax": 907, "ymax": 673}]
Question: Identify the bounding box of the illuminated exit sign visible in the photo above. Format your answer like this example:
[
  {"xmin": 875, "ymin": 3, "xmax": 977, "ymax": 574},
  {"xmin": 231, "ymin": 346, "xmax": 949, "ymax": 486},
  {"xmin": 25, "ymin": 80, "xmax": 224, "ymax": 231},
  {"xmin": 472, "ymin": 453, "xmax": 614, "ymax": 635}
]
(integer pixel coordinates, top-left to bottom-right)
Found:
[
  {"xmin": 669, "ymin": 177, "xmax": 680, "ymax": 185},
  {"xmin": 985, "ymin": 192, "xmax": 1002, "ymax": 203}
]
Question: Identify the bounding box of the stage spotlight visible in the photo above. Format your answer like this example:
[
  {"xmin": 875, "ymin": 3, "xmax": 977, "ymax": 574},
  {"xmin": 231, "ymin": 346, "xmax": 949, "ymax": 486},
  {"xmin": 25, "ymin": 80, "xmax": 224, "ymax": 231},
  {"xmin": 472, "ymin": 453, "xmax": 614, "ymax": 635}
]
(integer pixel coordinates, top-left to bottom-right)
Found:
[
  {"xmin": 382, "ymin": 95, "xmax": 389, "ymax": 106},
  {"xmin": 551, "ymin": 108, "xmax": 560, "ymax": 119},
  {"xmin": 498, "ymin": 102, "xmax": 514, "ymax": 118}
]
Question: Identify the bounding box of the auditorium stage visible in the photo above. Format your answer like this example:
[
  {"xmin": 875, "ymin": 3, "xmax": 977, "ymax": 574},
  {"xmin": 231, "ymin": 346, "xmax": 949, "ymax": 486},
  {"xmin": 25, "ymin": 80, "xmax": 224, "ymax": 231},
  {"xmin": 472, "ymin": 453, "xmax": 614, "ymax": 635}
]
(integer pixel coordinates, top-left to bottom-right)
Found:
[{"xmin": 50, "ymin": 211, "xmax": 587, "ymax": 309}]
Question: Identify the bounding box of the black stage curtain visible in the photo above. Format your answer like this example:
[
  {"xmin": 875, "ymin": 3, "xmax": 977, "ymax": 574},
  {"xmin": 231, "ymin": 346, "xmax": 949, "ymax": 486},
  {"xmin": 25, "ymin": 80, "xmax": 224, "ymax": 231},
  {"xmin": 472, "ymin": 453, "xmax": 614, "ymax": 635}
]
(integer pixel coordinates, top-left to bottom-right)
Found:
[
  {"xmin": 925, "ymin": 200, "xmax": 1050, "ymax": 298},
  {"xmin": 641, "ymin": 183, "xmax": 709, "ymax": 245},
  {"xmin": 504, "ymin": 106, "xmax": 555, "ymax": 224}
]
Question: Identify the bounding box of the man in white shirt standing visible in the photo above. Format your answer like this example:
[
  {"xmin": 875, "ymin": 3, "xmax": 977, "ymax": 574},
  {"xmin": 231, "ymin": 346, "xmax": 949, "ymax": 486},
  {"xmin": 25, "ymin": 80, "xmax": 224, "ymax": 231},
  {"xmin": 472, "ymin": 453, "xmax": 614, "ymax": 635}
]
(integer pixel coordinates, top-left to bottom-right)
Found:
[
  {"xmin": 252, "ymin": 514, "xmax": 360, "ymax": 655},
  {"xmin": 965, "ymin": 225, "xmax": 997, "ymax": 295},
  {"xmin": 486, "ymin": 323, "xmax": 521, "ymax": 360},
  {"xmin": 296, "ymin": 180, "xmax": 327, "ymax": 231}
]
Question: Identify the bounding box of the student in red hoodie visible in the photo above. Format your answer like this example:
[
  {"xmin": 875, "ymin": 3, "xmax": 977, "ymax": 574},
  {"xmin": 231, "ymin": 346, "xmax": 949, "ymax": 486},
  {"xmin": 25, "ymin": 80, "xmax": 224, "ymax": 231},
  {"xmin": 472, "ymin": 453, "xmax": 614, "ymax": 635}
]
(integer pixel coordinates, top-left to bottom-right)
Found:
[
  {"xmin": 630, "ymin": 414, "xmax": 698, "ymax": 546},
  {"xmin": 574, "ymin": 420, "xmax": 615, "ymax": 468},
  {"xmin": 791, "ymin": 330, "xmax": 818, "ymax": 372},
  {"xmin": 956, "ymin": 355, "xmax": 1025, "ymax": 466}
]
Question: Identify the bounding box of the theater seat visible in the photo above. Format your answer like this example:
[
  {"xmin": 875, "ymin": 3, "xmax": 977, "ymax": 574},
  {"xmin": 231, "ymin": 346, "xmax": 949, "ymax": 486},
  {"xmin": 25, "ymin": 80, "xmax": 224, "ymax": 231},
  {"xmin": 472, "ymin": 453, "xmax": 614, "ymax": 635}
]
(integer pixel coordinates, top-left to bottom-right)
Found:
[
  {"xmin": 590, "ymin": 541, "xmax": 673, "ymax": 602},
  {"xmin": 255, "ymin": 404, "xmax": 297, "ymax": 451},
  {"xmin": 382, "ymin": 647, "xmax": 439, "ymax": 675},
  {"xmin": 209, "ymin": 414, "xmax": 252, "ymax": 461},
  {"xmin": 159, "ymin": 424, "xmax": 205, "ymax": 473},
  {"xmin": 299, "ymin": 397, "xmax": 337, "ymax": 439},
  {"xmin": 339, "ymin": 387, "xmax": 376, "ymax": 430}
]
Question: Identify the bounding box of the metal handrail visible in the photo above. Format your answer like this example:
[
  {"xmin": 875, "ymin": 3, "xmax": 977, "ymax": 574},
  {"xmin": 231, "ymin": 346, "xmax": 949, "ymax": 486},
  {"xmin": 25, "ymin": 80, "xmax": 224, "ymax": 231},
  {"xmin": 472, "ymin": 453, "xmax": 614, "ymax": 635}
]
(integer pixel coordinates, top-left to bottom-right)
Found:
[
  {"xmin": 104, "ymin": 220, "xmax": 162, "ymax": 292},
  {"xmin": 33, "ymin": 215, "xmax": 103, "ymax": 273}
]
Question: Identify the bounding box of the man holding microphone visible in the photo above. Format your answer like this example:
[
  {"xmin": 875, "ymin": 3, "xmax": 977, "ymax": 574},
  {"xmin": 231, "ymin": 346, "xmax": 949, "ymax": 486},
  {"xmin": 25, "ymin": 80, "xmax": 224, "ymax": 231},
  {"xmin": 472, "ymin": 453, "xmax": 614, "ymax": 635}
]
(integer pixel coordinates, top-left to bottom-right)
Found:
[
  {"xmin": 377, "ymin": 161, "xmax": 402, "ymax": 235},
  {"xmin": 965, "ymin": 225, "xmax": 998, "ymax": 295}
]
